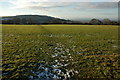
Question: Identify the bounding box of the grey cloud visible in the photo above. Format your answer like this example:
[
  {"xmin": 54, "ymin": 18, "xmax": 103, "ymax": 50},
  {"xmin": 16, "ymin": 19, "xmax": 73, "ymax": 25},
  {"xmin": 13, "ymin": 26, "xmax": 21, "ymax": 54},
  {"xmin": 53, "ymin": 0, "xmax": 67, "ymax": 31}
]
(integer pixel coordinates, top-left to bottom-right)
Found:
[
  {"xmin": 10, "ymin": 1, "xmax": 118, "ymax": 11},
  {"xmin": 75, "ymin": 2, "xmax": 118, "ymax": 10},
  {"xmin": 90, "ymin": 2, "xmax": 118, "ymax": 9},
  {"xmin": 18, "ymin": 2, "xmax": 73, "ymax": 11}
]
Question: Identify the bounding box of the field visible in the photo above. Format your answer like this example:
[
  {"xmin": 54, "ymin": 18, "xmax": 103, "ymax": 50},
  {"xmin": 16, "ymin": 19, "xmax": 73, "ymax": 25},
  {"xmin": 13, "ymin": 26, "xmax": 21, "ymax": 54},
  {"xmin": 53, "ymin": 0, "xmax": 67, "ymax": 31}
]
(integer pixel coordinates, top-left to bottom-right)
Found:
[{"xmin": 2, "ymin": 25, "xmax": 119, "ymax": 79}]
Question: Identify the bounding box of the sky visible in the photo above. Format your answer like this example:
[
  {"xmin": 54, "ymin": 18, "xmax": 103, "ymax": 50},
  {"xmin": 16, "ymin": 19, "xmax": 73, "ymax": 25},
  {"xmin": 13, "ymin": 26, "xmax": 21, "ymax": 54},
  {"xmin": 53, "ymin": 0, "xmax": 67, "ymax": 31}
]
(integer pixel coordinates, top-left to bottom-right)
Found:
[{"xmin": 0, "ymin": 0, "xmax": 119, "ymax": 21}]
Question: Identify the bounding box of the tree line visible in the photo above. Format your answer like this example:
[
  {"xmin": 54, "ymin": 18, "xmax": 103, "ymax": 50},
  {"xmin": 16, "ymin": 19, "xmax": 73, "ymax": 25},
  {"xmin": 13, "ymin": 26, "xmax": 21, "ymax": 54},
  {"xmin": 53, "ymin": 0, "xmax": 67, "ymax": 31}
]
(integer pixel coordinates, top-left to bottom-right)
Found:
[{"xmin": 2, "ymin": 17, "xmax": 119, "ymax": 25}]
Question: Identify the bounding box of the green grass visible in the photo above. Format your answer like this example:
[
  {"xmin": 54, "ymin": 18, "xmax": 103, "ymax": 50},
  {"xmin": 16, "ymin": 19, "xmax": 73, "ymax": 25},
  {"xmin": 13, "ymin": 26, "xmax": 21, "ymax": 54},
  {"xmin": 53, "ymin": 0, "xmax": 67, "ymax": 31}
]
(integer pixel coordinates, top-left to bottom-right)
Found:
[{"xmin": 2, "ymin": 25, "xmax": 119, "ymax": 79}]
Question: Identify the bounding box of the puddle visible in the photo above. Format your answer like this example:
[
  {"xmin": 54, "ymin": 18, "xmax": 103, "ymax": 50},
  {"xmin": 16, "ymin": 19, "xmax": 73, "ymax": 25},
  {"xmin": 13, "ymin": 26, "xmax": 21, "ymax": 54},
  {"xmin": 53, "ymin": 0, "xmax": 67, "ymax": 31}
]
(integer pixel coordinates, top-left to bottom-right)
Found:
[
  {"xmin": 28, "ymin": 57, "xmax": 76, "ymax": 80},
  {"xmin": 51, "ymin": 53, "xmax": 58, "ymax": 58},
  {"xmin": 41, "ymin": 34, "xmax": 72, "ymax": 38},
  {"xmin": 112, "ymin": 45, "xmax": 118, "ymax": 48},
  {"xmin": 85, "ymin": 34, "xmax": 91, "ymax": 36},
  {"xmin": 3, "ymin": 42, "xmax": 77, "ymax": 79},
  {"xmin": 29, "ymin": 63, "xmax": 66, "ymax": 79}
]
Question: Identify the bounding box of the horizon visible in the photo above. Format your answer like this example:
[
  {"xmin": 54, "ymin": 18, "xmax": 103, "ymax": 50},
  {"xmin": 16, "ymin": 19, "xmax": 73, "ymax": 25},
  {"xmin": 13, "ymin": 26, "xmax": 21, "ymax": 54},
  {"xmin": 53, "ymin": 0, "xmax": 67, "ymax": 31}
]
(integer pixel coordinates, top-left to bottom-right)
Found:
[
  {"xmin": 1, "ymin": 14, "xmax": 118, "ymax": 22},
  {"xmin": 0, "ymin": 0, "xmax": 119, "ymax": 21}
]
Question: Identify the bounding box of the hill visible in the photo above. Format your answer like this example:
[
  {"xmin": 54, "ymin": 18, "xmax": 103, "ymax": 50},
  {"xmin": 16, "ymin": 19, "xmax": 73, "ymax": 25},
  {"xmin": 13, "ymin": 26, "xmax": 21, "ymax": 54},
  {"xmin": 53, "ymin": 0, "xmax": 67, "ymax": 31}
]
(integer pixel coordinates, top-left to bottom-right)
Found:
[
  {"xmin": 1, "ymin": 15, "xmax": 119, "ymax": 25},
  {"xmin": 1, "ymin": 15, "xmax": 71, "ymax": 24}
]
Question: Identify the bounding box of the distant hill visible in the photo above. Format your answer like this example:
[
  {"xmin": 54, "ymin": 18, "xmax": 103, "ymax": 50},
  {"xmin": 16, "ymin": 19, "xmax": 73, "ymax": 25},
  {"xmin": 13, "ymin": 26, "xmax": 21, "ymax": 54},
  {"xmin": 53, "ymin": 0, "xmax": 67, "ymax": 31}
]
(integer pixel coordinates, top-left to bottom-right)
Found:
[
  {"xmin": 1, "ymin": 15, "xmax": 71, "ymax": 24},
  {"xmin": 1, "ymin": 15, "xmax": 119, "ymax": 25}
]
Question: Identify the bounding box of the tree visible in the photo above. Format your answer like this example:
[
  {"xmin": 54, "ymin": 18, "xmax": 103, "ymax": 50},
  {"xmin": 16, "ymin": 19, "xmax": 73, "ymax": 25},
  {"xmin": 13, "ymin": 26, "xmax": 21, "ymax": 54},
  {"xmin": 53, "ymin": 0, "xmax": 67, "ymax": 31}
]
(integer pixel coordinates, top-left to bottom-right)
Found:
[
  {"xmin": 103, "ymin": 19, "xmax": 111, "ymax": 25},
  {"xmin": 89, "ymin": 18, "xmax": 103, "ymax": 25},
  {"xmin": 13, "ymin": 18, "xmax": 21, "ymax": 24},
  {"xmin": 28, "ymin": 18, "xmax": 33, "ymax": 24},
  {"xmin": 21, "ymin": 18, "xmax": 27, "ymax": 24}
]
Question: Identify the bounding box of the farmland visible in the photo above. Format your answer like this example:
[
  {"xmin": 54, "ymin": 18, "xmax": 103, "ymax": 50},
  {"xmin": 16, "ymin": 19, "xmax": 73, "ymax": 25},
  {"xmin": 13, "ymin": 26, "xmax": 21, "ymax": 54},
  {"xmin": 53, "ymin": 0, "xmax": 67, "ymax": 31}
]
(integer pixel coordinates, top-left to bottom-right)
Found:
[{"xmin": 2, "ymin": 25, "xmax": 119, "ymax": 79}]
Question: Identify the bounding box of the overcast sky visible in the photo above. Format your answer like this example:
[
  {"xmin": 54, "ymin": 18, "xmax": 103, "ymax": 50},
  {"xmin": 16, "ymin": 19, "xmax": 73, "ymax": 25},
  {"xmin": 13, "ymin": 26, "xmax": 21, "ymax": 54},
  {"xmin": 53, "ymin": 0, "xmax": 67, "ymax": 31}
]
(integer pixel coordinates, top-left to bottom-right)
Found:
[{"xmin": 0, "ymin": 0, "xmax": 119, "ymax": 21}]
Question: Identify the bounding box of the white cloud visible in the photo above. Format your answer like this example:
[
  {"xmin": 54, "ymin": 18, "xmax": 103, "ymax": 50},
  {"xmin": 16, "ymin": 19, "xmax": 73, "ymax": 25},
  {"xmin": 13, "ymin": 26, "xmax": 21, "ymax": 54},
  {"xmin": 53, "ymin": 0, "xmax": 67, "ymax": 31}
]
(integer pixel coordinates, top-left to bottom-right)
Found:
[
  {"xmin": 27, "ymin": 0, "xmax": 120, "ymax": 2},
  {"xmin": 10, "ymin": 0, "xmax": 73, "ymax": 10},
  {"xmin": 9, "ymin": 0, "xmax": 119, "ymax": 11},
  {"xmin": 10, "ymin": 0, "xmax": 48, "ymax": 8}
]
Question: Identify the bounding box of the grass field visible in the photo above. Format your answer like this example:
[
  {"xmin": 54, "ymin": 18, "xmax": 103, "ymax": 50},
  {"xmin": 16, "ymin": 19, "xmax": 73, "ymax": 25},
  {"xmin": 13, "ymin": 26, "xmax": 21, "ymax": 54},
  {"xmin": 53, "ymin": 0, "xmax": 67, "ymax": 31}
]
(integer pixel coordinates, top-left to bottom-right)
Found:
[{"xmin": 2, "ymin": 25, "xmax": 119, "ymax": 79}]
